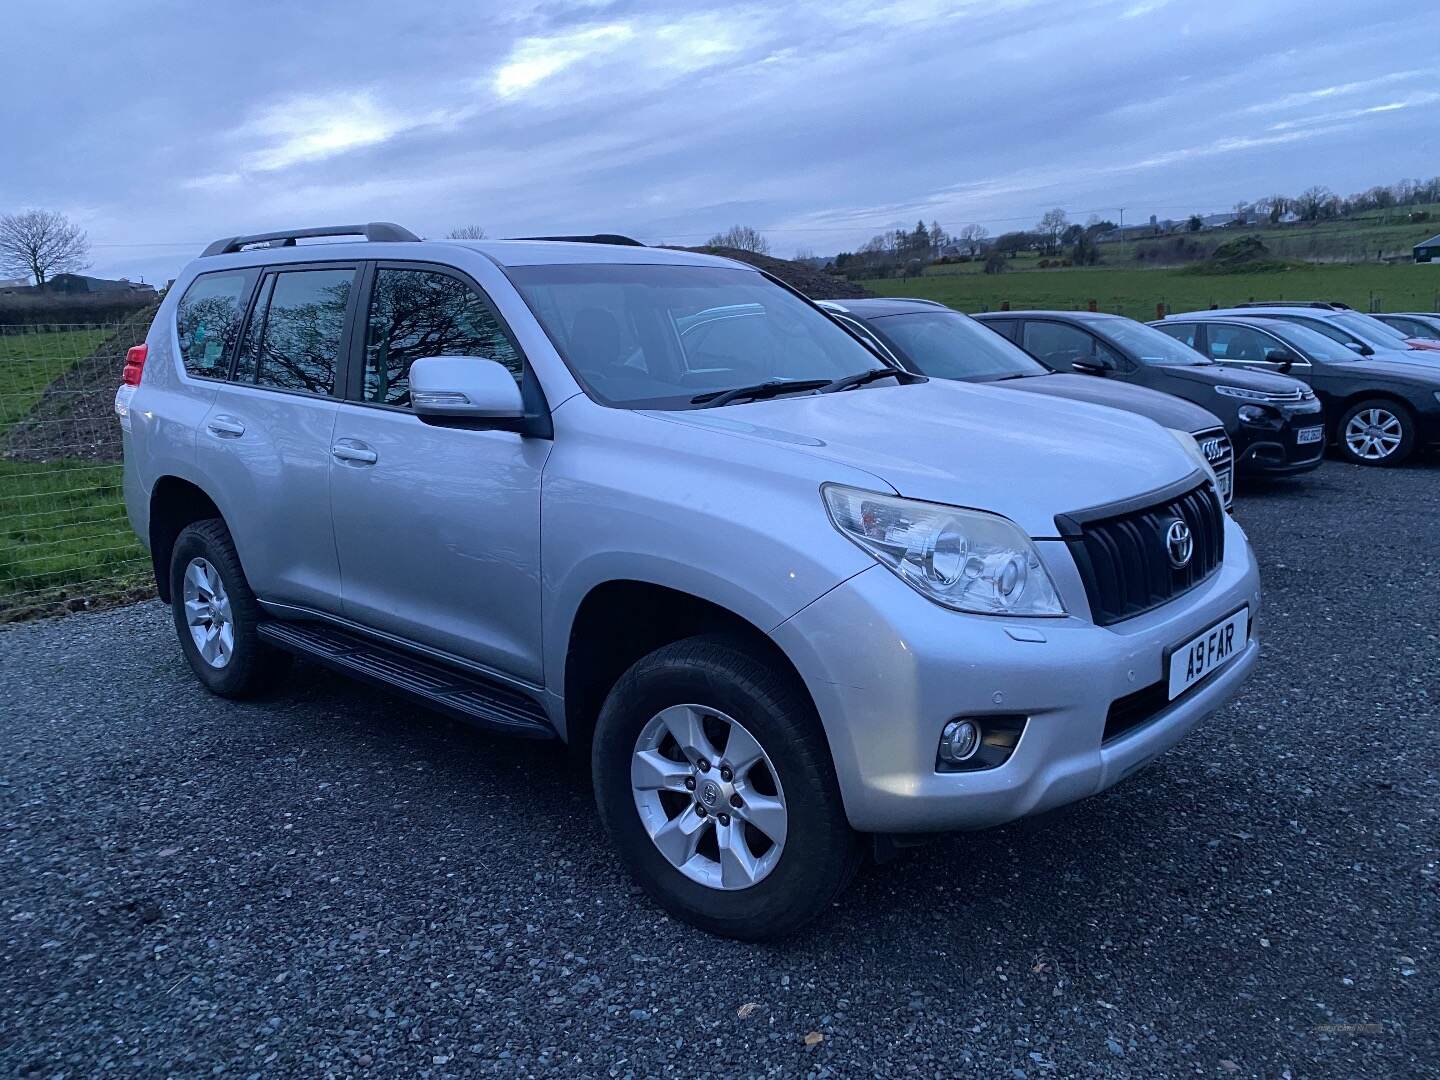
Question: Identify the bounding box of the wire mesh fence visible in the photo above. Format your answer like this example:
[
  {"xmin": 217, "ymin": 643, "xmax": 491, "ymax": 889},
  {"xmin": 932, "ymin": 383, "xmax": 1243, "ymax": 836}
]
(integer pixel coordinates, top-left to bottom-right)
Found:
[{"xmin": 0, "ymin": 315, "xmax": 156, "ymax": 621}]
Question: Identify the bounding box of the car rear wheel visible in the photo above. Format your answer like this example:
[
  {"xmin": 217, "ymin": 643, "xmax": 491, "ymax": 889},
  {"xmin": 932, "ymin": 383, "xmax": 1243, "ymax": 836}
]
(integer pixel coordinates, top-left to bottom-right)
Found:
[
  {"xmin": 170, "ymin": 519, "xmax": 291, "ymax": 697},
  {"xmin": 592, "ymin": 634, "xmax": 861, "ymax": 939},
  {"xmin": 1336, "ymin": 399, "xmax": 1416, "ymax": 466}
]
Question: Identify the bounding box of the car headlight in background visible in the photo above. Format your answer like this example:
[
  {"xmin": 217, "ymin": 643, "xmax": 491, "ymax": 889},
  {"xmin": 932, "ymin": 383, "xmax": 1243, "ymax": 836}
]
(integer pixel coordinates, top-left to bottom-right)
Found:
[
  {"xmin": 822, "ymin": 485, "xmax": 1064, "ymax": 616},
  {"xmin": 1167, "ymin": 428, "xmax": 1220, "ymax": 491},
  {"xmin": 1215, "ymin": 385, "xmax": 1275, "ymax": 402},
  {"xmin": 1236, "ymin": 404, "xmax": 1271, "ymax": 423}
]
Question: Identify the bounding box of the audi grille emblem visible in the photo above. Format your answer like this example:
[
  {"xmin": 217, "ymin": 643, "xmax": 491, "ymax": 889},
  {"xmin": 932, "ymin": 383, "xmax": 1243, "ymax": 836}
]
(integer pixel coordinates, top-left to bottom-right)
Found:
[
  {"xmin": 1166, "ymin": 519, "xmax": 1194, "ymax": 569},
  {"xmin": 1200, "ymin": 438, "xmax": 1224, "ymax": 462}
]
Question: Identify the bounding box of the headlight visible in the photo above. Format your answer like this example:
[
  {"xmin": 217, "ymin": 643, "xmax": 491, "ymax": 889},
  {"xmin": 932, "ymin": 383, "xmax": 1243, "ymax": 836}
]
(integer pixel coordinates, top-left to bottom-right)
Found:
[
  {"xmin": 1215, "ymin": 385, "xmax": 1274, "ymax": 402},
  {"xmin": 821, "ymin": 485, "xmax": 1064, "ymax": 616},
  {"xmin": 1434, "ymin": 391, "xmax": 1440, "ymax": 406},
  {"xmin": 1168, "ymin": 428, "xmax": 1219, "ymax": 490}
]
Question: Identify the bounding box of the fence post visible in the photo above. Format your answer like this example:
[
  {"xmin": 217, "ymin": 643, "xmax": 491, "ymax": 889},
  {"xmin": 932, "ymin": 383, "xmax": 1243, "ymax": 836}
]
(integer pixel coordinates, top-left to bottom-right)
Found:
[
  {"xmin": 1087, "ymin": 299, "xmax": 1097, "ymax": 312},
  {"xmin": 1001, "ymin": 300, "xmax": 1010, "ymax": 311},
  {"xmin": 1155, "ymin": 302, "xmax": 1165, "ymax": 321}
]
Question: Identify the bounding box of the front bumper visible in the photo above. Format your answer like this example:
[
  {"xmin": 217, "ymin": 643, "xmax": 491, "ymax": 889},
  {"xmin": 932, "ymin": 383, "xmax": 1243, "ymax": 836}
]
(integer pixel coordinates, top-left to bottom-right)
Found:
[
  {"xmin": 1234, "ymin": 405, "xmax": 1325, "ymax": 475},
  {"xmin": 772, "ymin": 514, "xmax": 1261, "ymax": 833}
]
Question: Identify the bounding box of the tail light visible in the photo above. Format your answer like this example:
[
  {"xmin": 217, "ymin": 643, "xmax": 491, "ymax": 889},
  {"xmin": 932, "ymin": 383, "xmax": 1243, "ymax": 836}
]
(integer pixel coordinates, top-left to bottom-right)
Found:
[{"xmin": 122, "ymin": 343, "xmax": 148, "ymax": 386}]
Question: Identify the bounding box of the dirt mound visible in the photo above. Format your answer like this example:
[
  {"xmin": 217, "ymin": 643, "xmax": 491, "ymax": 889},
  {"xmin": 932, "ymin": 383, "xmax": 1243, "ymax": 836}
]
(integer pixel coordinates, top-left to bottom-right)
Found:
[
  {"xmin": 3, "ymin": 307, "xmax": 156, "ymax": 463},
  {"xmin": 1179, "ymin": 235, "xmax": 1298, "ymax": 276},
  {"xmin": 681, "ymin": 247, "xmax": 874, "ymax": 299}
]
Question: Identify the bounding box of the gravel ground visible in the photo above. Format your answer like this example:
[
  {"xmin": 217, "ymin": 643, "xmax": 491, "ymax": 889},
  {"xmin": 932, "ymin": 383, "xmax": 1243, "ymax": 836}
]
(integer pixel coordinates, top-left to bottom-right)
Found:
[{"xmin": 2, "ymin": 460, "xmax": 1436, "ymax": 1079}]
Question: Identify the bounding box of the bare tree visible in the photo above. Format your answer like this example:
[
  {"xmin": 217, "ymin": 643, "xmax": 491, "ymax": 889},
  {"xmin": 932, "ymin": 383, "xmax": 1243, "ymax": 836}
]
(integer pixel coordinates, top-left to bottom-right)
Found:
[
  {"xmin": 1293, "ymin": 186, "xmax": 1336, "ymax": 222},
  {"xmin": 706, "ymin": 225, "xmax": 771, "ymax": 255},
  {"xmin": 446, "ymin": 225, "xmax": 487, "ymax": 240},
  {"xmin": 0, "ymin": 209, "xmax": 90, "ymax": 287},
  {"xmin": 1037, "ymin": 208, "xmax": 1068, "ymax": 252},
  {"xmin": 958, "ymin": 223, "xmax": 989, "ymax": 255}
]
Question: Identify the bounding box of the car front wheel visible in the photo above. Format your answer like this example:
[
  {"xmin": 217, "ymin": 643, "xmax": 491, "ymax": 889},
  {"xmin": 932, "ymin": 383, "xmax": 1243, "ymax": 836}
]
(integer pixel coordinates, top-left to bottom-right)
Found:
[
  {"xmin": 592, "ymin": 634, "xmax": 861, "ymax": 939},
  {"xmin": 1337, "ymin": 399, "xmax": 1416, "ymax": 466}
]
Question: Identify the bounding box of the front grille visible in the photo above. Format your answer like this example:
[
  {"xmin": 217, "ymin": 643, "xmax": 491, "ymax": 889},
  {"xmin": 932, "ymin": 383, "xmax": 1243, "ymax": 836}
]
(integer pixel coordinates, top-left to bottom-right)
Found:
[
  {"xmin": 1058, "ymin": 479, "xmax": 1225, "ymax": 626},
  {"xmin": 1195, "ymin": 427, "xmax": 1234, "ymax": 509}
]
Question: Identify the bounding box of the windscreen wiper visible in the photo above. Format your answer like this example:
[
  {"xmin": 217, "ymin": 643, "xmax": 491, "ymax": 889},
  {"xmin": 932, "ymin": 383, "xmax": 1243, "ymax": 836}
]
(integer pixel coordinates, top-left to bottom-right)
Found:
[
  {"xmin": 817, "ymin": 367, "xmax": 918, "ymax": 394},
  {"xmin": 691, "ymin": 379, "xmax": 831, "ymax": 408}
]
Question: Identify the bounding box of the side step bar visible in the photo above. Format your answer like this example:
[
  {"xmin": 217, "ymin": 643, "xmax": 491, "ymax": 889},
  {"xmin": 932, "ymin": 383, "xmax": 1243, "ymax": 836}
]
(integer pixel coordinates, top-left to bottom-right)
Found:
[{"xmin": 257, "ymin": 621, "xmax": 555, "ymax": 739}]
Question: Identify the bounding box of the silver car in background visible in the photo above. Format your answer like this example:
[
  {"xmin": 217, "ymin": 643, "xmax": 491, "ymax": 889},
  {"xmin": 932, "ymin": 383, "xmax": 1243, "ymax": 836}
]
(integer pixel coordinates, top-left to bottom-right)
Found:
[{"xmin": 117, "ymin": 224, "xmax": 1260, "ymax": 938}]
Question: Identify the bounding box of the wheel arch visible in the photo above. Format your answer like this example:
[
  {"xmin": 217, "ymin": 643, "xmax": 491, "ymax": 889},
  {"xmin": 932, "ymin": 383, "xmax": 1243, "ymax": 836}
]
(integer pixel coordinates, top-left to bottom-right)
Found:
[
  {"xmin": 148, "ymin": 476, "xmax": 225, "ymax": 602},
  {"xmin": 559, "ymin": 579, "xmax": 827, "ymax": 764}
]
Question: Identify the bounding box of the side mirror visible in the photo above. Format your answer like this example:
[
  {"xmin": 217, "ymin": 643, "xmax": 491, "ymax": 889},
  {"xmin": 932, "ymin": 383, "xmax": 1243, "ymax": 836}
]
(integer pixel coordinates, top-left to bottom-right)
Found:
[
  {"xmin": 1263, "ymin": 348, "xmax": 1293, "ymax": 372},
  {"xmin": 1345, "ymin": 341, "xmax": 1373, "ymax": 356},
  {"xmin": 410, "ymin": 356, "xmax": 524, "ymax": 421},
  {"xmin": 1072, "ymin": 355, "xmax": 1113, "ymax": 375}
]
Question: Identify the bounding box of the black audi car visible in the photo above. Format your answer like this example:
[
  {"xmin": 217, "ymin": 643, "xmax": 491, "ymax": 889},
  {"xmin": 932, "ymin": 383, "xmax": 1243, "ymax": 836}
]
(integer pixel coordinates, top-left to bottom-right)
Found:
[
  {"xmin": 1152, "ymin": 313, "xmax": 1440, "ymax": 467},
  {"xmin": 819, "ymin": 299, "xmax": 1237, "ymax": 506},
  {"xmin": 973, "ymin": 310, "xmax": 1324, "ymax": 477}
]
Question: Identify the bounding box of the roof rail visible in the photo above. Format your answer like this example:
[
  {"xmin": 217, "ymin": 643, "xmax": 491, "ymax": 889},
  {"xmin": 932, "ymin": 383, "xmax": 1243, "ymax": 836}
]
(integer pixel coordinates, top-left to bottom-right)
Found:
[
  {"xmin": 1231, "ymin": 300, "xmax": 1352, "ymax": 310},
  {"xmin": 201, "ymin": 222, "xmax": 420, "ymax": 258},
  {"xmin": 509, "ymin": 234, "xmax": 645, "ymax": 247}
]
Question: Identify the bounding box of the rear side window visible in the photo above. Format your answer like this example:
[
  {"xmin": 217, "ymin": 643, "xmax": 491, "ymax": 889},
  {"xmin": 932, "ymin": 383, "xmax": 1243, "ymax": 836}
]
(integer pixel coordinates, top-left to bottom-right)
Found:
[
  {"xmin": 249, "ymin": 268, "xmax": 354, "ymax": 396},
  {"xmin": 363, "ymin": 268, "xmax": 521, "ymax": 406},
  {"xmin": 1154, "ymin": 322, "xmax": 1198, "ymax": 348},
  {"xmin": 175, "ymin": 270, "xmax": 256, "ymax": 379}
]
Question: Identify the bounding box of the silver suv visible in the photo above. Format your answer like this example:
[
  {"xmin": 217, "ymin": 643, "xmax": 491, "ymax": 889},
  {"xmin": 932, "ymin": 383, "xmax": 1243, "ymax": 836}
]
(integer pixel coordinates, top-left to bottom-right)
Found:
[{"xmin": 117, "ymin": 223, "xmax": 1260, "ymax": 938}]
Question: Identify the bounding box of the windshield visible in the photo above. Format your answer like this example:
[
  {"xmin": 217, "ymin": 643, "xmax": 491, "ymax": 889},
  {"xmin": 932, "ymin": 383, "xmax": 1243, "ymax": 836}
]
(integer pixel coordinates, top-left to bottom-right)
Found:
[
  {"xmin": 864, "ymin": 310, "xmax": 1048, "ymax": 381},
  {"xmin": 507, "ymin": 263, "xmax": 884, "ymax": 409},
  {"xmin": 1095, "ymin": 318, "xmax": 1210, "ymax": 365},
  {"xmin": 1261, "ymin": 321, "xmax": 1361, "ymax": 362},
  {"xmin": 1333, "ymin": 311, "xmax": 1412, "ymax": 347}
]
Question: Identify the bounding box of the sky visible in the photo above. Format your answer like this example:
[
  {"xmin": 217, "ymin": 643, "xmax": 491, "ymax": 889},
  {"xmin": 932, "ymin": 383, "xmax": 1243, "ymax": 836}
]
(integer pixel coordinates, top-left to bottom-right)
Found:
[{"xmin": 4, "ymin": 0, "xmax": 1438, "ymax": 284}]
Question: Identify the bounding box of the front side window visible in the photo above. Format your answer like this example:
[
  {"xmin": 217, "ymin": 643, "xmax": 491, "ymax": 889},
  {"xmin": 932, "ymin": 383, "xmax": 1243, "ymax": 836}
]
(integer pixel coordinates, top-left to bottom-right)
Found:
[
  {"xmin": 1205, "ymin": 323, "xmax": 1280, "ymax": 363},
  {"xmin": 507, "ymin": 264, "xmax": 883, "ymax": 409},
  {"xmin": 1153, "ymin": 322, "xmax": 1198, "ymax": 349},
  {"xmin": 1021, "ymin": 321, "xmax": 1117, "ymax": 369},
  {"xmin": 251, "ymin": 268, "xmax": 354, "ymax": 396},
  {"xmin": 1273, "ymin": 315, "xmax": 1361, "ymax": 349},
  {"xmin": 364, "ymin": 268, "xmax": 522, "ymax": 406},
  {"xmin": 1263, "ymin": 321, "xmax": 1359, "ymax": 362},
  {"xmin": 867, "ymin": 311, "xmax": 1048, "ymax": 381},
  {"xmin": 175, "ymin": 270, "xmax": 257, "ymax": 379}
]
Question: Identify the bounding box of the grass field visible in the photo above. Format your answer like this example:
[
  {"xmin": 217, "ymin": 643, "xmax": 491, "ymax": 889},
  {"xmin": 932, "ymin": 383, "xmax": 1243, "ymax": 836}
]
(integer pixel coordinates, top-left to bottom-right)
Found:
[
  {"xmin": 0, "ymin": 325, "xmax": 148, "ymax": 619},
  {"xmin": 863, "ymin": 260, "xmax": 1440, "ymax": 319}
]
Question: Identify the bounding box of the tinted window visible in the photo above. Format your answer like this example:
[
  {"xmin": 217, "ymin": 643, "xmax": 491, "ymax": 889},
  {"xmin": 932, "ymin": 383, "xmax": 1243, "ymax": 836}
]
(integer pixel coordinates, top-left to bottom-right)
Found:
[
  {"xmin": 1022, "ymin": 321, "xmax": 1116, "ymax": 368},
  {"xmin": 1205, "ymin": 323, "xmax": 1280, "ymax": 363},
  {"xmin": 867, "ymin": 311, "xmax": 1047, "ymax": 381},
  {"xmin": 507, "ymin": 264, "xmax": 882, "ymax": 409},
  {"xmin": 175, "ymin": 270, "xmax": 256, "ymax": 379},
  {"xmin": 1262, "ymin": 321, "xmax": 1359, "ymax": 362},
  {"xmin": 364, "ymin": 269, "xmax": 521, "ymax": 406},
  {"xmin": 1153, "ymin": 322, "xmax": 1198, "ymax": 348},
  {"xmin": 252, "ymin": 268, "xmax": 353, "ymax": 396},
  {"xmin": 1273, "ymin": 315, "xmax": 1360, "ymax": 348}
]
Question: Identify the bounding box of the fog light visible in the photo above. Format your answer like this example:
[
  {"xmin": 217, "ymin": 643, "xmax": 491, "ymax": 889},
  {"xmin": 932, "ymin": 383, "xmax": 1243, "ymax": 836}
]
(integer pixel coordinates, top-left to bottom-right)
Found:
[
  {"xmin": 1237, "ymin": 404, "xmax": 1267, "ymax": 423},
  {"xmin": 939, "ymin": 719, "xmax": 981, "ymax": 763}
]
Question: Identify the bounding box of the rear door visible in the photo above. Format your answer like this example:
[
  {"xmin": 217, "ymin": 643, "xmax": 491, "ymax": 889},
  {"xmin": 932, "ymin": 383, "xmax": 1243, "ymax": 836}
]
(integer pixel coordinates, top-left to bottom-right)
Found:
[
  {"xmin": 328, "ymin": 262, "xmax": 549, "ymax": 683},
  {"xmin": 196, "ymin": 262, "xmax": 358, "ymax": 610}
]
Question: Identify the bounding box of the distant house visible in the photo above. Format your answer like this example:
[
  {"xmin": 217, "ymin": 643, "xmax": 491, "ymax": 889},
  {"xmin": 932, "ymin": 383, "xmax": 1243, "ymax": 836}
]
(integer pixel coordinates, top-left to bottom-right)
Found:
[
  {"xmin": 1415, "ymin": 234, "xmax": 1440, "ymax": 263},
  {"xmin": 45, "ymin": 273, "xmax": 157, "ymax": 295}
]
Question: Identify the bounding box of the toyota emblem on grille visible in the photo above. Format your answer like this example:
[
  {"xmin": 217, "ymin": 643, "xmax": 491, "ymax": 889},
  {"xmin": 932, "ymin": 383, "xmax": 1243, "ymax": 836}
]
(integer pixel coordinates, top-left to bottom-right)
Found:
[{"xmin": 1165, "ymin": 519, "xmax": 1194, "ymax": 569}]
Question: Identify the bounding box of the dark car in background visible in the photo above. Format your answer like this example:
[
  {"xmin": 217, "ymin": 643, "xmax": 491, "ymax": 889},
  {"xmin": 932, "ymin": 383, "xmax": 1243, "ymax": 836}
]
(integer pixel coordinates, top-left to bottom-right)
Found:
[
  {"xmin": 1153, "ymin": 313, "xmax": 1440, "ymax": 466},
  {"xmin": 1374, "ymin": 312, "xmax": 1440, "ymax": 345},
  {"xmin": 973, "ymin": 310, "xmax": 1325, "ymax": 479},
  {"xmin": 819, "ymin": 298, "xmax": 1236, "ymax": 505}
]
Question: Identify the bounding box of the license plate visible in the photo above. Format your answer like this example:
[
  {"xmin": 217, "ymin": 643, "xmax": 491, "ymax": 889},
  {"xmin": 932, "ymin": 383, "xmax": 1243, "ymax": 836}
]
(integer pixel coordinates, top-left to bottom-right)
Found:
[
  {"xmin": 1215, "ymin": 467, "xmax": 1233, "ymax": 504},
  {"xmin": 1296, "ymin": 426, "xmax": 1323, "ymax": 445},
  {"xmin": 1167, "ymin": 608, "xmax": 1248, "ymax": 700}
]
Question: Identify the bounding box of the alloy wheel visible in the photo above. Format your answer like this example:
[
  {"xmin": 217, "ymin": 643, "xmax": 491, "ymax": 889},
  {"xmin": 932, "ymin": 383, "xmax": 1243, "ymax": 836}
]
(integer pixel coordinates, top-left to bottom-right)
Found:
[
  {"xmin": 1344, "ymin": 408, "xmax": 1403, "ymax": 461},
  {"xmin": 182, "ymin": 557, "xmax": 234, "ymax": 668},
  {"xmin": 631, "ymin": 704, "xmax": 788, "ymax": 890}
]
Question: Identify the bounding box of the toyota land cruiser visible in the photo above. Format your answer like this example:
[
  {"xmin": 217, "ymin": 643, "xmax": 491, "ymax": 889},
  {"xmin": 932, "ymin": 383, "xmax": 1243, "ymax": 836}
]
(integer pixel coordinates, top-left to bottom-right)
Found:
[{"xmin": 117, "ymin": 223, "xmax": 1261, "ymax": 938}]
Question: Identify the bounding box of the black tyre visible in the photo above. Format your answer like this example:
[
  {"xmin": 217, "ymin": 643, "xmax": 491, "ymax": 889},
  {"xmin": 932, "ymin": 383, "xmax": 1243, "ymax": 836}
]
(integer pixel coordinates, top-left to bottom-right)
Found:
[
  {"xmin": 1336, "ymin": 398, "xmax": 1416, "ymax": 466},
  {"xmin": 169, "ymin": 519, "xmax": 291, "ymax": 698},
  {"xmin": 592, "ymin": 633, "xmax": 861, "ymax": 940}
]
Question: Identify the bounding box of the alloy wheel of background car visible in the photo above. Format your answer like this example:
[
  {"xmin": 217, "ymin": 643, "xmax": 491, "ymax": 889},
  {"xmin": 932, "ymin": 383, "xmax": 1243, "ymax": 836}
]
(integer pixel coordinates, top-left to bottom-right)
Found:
[
  {"xmin": 1338, "ymin": 399, "xmax": 1415, "ymax": 466},
  {"xmin": 630, "ymin": 704, "xmax": 788, "ymax": 891},
  {"xmin": 181, "ymin": 557, "xmax": 234, "ymax": 669}
]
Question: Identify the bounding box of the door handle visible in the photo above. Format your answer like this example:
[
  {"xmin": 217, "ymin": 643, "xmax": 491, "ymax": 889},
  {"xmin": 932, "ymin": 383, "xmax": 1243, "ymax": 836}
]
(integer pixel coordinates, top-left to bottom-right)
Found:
[
  {"xmin": 206, "ymin": 415, "xmax": 245, "ymax": 438},
  {"xmin": 331, "ymin": 441, "xmax": 378, "ymax": 465}
]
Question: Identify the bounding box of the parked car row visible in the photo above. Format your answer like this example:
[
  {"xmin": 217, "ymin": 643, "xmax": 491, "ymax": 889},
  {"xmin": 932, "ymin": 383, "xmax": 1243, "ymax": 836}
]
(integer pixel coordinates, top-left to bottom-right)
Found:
[
  {"xmin": 117, "ymin": 227, "xmax": 1263, "ymax": 939},
  {"xmin": 823, "ymin": 298, "xmax": 1440, "ymax": 471}
]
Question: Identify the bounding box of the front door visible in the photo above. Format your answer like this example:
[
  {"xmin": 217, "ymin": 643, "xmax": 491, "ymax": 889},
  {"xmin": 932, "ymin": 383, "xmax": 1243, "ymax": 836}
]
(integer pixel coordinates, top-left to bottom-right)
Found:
[{"xmin": 329, "ymin": 263, "xmax": 550, "ymax": 684}]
